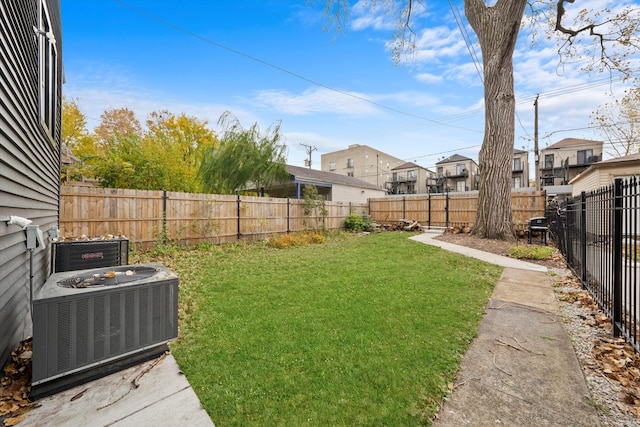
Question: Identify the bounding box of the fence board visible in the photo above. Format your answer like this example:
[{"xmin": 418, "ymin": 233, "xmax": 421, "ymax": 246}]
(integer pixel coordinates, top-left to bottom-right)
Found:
[
  {"xmin": 368, "ymin": 191, "xmax": 545, "ymax": 229},
  {"xmin": 60, "ymin": 186, "xmax": 368, "ymax": 250}
]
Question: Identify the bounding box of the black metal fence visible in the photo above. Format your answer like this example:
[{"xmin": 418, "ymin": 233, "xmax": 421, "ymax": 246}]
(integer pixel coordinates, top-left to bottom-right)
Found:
[{"xmin": 548, "ymin": 178, "xmax": 640, "ymax": 351}]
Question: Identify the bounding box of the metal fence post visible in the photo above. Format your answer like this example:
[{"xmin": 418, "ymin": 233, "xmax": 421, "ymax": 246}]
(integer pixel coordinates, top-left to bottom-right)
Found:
[
  {"xmin": 428, "ymin": 192, "xmax": 431, "ymax": 229},
  {"xmin": 403, "ymin": 196, "xmax": 406, "ymax": 219},
  {"xmin": 613, "ymin": 178, "xmax": 623, "ymax": 337},
  {"xmin": 445, "ymin": 191, "xmax": 450, "ymax": 228},
  {"xmin": 162, "ymin": 190, "xmax": 168, "ymax": 245},
  {"xmin": 236, "ymin": 192, "xmax": 241, "ymax": 240},
  {"xmin": 580, "ymin": 192, "xmax": 587, "ymax": 285}
]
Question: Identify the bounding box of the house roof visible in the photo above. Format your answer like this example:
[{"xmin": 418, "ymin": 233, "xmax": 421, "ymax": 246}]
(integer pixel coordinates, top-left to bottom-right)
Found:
[
  {"xmin": 568, "ymin": 152, "xmax": 640, "ymax": 185},
  {"xmin": 513, "ymin": 148, "xmax": 528, "ymax": 154},
  {"xmin": 391, "ymin": 161, "xmax": 428, "ymax": 171},
  {"xmin": 544, "ymin": 138, "xmax": 602, "ymax": 149},
  {"xmin": 436, "ymin": 154, "xmax": 473, "ymax": 164},
  {"xmin": 596, "ymin": 151, "xmax": 640, "ymax": 165},
  {"xmin": 287, "ymin": 165, "xmax": 383, "ymax": 191}
]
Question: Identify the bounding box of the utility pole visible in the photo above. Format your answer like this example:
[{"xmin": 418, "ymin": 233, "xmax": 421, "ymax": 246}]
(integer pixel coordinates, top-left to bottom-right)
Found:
[
  {"xmin": 534, "ymin": 94, "xmax": 540, "ymax": 190},
  {"xmin": 300, "ymin": 143, "xmax": 316, "ymax": 169}
]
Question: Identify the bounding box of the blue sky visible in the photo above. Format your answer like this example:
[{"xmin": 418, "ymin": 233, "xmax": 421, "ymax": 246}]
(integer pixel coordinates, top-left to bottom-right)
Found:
[{"xmin": 61, "ymin": 0, "xmax": 638, "ymax": 171}]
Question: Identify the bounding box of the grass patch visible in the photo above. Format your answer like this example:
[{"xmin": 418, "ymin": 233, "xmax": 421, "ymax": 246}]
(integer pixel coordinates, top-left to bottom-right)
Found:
[
  {"xmin": 137, "ymin": 232, "xmax": 502, "ymax": 426},
  {"xmin": 507, "ymin": 245, "xmax": 555, "ymax": 260}
]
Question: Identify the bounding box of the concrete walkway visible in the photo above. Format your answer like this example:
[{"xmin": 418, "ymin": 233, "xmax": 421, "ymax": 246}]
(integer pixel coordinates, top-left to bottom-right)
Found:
[
  {"xmin": 20, "ymin": 353, "xmax": 214, "ymax": 427},
  {"xmin": 411, "ymin": 231, "xmax": 600, "ymax": 426}
]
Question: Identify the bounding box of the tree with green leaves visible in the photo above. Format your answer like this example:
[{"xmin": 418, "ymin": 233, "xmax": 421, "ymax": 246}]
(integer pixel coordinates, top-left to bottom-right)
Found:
[
  {"xmin": 93, "ymin": 107, "xmax": 143, "ymax": 148},
  {"xmin": 198, "ymin": 112, "xmax": 289, "ymax": 195},
  {"xmin": 61, "ymin": 101, "xmax": 219, "ymax": 192},
  {"xmin": 591, "ymin": 88, "xmax": 640, "ymax": 157},
  {"xmin": 61, "ymin": 97, "xmax": 97, "ymax": 182},
  {"xmin": 321, "ymin": 0, "xmax": 640, "ymax": 240},
  {"xmin": 144, "ymin": 110, "xmax": 218, "ymax": 192}
]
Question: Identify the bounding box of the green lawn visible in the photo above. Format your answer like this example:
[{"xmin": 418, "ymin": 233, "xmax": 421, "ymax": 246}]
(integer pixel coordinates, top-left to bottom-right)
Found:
[{"xmin": 139, "ymin": 232, "xmax": 502, "ymax": 426}]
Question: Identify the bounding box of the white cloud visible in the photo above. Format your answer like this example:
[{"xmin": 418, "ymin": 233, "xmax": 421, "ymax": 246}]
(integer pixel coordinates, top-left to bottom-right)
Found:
[
  {"xmin": 350, "ymin": 0, "xmax": 407, "ymax": 32},
  {"xmin": 251, "ymin": 87, "xmax": 382, "ymax": 117},
  {"xmin": 414, "ymin": 72, "xmax": 443, "ymax": 84}
]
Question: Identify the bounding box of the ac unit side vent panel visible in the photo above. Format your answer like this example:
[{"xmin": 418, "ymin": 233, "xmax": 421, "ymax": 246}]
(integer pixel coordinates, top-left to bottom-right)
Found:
[
  {"xmin": 51, "ymin": 240, "xmax": 129, "ymax": 273},
  {"xmin": 32, "ymin": 263, "xmax": 178, "ymax": 386}
]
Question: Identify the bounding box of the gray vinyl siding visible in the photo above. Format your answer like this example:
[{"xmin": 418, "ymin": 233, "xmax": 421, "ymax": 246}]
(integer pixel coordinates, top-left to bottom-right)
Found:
[{"xmin": 0, "ymin": 0, "xmax": 62, "ymax": 365}]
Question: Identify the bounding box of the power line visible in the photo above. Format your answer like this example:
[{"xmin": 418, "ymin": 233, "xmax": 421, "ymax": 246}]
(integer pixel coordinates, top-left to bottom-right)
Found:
[
  {"xmin": 113, "ymin": 0, "xmax": 480, "ymax": 134},
  {"xmin": 448, "ymin": 0, "xmax": 483, "ymax": 82},
  {"xmin": 112, "ymin": 0, "xmax": 626, "ymax": 166}
]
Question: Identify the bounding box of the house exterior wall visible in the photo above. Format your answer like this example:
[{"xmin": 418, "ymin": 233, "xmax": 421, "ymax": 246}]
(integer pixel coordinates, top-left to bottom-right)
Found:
[
  {"xmin": 539, "ymin": 141, "xmax": 603, "ymax": 187},
  {"xmin": 571, "ymin": 164, "xmax": 640, "ymax": 196},
  {"xmin": 387, "ymin": 166, "xmax": 435, "ymax": 195},
  {"xmin": 0, "ymin": 0, "xmax": 62, "ymax": 364},
  {"xmin": 321, "ymin": 144, "xmax": 405, "ymax": 189},
  {"xmin": 436, "ymin": 159, "xmax": 479, "ymax": 192},
  {"xmin": 512, "ymin": 150, "xmax": 529, "ymax": 188},
  {"xmin": 331, "ymin": 183, "xmax": 386, "ymax": 204}
]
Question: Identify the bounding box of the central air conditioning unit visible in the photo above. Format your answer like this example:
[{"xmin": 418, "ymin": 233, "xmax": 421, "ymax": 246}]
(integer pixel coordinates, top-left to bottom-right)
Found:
[
  {"xmin": 31, "ymin": 262, "xmax": 178, "ymax": 399},
  {"xmin": 51, "ymin": 238, "xmax": 129, "ymax": 273}
]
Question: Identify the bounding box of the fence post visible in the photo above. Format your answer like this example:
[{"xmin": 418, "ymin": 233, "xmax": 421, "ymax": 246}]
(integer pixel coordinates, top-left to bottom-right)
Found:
[
  {"xmin": 580, "ymin": 192, "xmax": 587, "ymax": 285},
  {"xmin": 236, "ymin": 192, "xmax": 241, "ymax": 240},
  {"xmin": 428, "ymin": 192, "xmax": 431, "ymax": 229},
  {"xmin": 287, "ymin": 198, "xmax": 290, "ymax": 234},
  {"xmin": 403, "ymin": 196, "xmax": 406, "ymax": 219},
  {"xmin": 445, "ymin": 191, "xmax": 450, "ymax": 228},
  {"xmin": 162, "ymin": 190, "xmax": 168, "ymax": 245},
  {"xmin": 613, "ymin": 178, "xmax": 623, "ymax": 337}
]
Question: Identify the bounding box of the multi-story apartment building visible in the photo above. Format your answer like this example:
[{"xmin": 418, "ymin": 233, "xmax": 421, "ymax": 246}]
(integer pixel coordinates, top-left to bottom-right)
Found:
[
  {"xmin": 321, "ymin": 144, "xmax": 406, "ymax": 189},
  {"xmin": 435, "ymin": 154, "xmax": 479, "ymax": 192},
  {"xmin": 385, "ymin": 162, "xmax": 436, "ymax": 195},
  {"xmin": 512, "ymin": 149, "xmax": 530, "ymax": 188},
  {"xmin": 539, "ymin": 138, "xmax": 603, "ymax": 187}
]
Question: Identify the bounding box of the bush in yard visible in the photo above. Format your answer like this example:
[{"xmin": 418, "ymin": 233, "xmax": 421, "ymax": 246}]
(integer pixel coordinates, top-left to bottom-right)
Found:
[{"xmin": 344, "ymin": 213, "xmax": 370, "ymax": 233}]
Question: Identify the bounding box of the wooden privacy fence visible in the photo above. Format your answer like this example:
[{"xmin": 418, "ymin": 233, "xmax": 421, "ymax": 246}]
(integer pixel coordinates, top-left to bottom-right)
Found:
[
  {"xmin": 60, "ymin": 186, "xmax": 367, "ymax": 250},
  {"xmin": 60, "ymin": 186, "xmax": 546, "ymax": 250},
  {"xmin": 368, "ymin": 190, "xmax": 546, "ymax": 230}
]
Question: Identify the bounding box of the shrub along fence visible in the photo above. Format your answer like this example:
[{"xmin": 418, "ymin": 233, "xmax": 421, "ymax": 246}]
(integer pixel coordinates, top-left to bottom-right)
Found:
[
  {"xmin": 368, "ymin": 190, "xmax": 546, "ymax": 231},
  {"xmin": 60, "ymin": 185, "xmax": 367, "ymax": 250}
]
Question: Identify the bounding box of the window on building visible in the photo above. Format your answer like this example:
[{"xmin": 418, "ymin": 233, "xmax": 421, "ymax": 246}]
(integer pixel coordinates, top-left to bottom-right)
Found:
[
  {"xmin": 456, "ymin": 164, "xmax": 466, "ymax": 175},
  {"xmin": 513, "ymin": 157, "xmax": 521, "ymax": 171},
  {"xmin": 512, "ymin": 176, "xmax": 522, "ymax": 188},
  {"xmin": 347, "ymin": 158, "xmax": 354, "ymax": 168},
  {"xmin": 542, "ymin": 175, "xmax": 554, "ymax": 186},
  {"xmin": 329, "ymin": 162, "xmax": 336, "ymax": 171},
  {"xmin": 407, "ymin": 170, "xmax": 415, "ymax": 181},
  {"xmin": 407, "ymin": 184, "xmax": 415, "ymax": 194},
  {"xmin": 456, "ymin": 180, "xmax": 466, "ymax": 192},
  {"xmin": 347, "ymin": 171, "xmax": 354, "ymax": 177},
  {"xmin": 544, "ymin": 154, "xmax": 554, "ymax": 169},
  {"xmin": 37, "ymin": 0, "xmax": 58, "ymax": 141},
  {"xmin": 437, "ymin": 167, "xmax": 443, "ymax": 177},
  {"xmin": 577, "ymin": 149, "xmax": 593, "ymax": 165},
  {"xmin": 392, "ymin": 172, "xmax": 398, "ymax": 182}
]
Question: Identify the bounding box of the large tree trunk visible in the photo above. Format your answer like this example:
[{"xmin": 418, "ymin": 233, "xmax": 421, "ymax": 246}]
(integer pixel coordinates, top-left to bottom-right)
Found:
[{"xmin": 465, "ymin": 0, "xmax": 527, "ymax": 240}]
